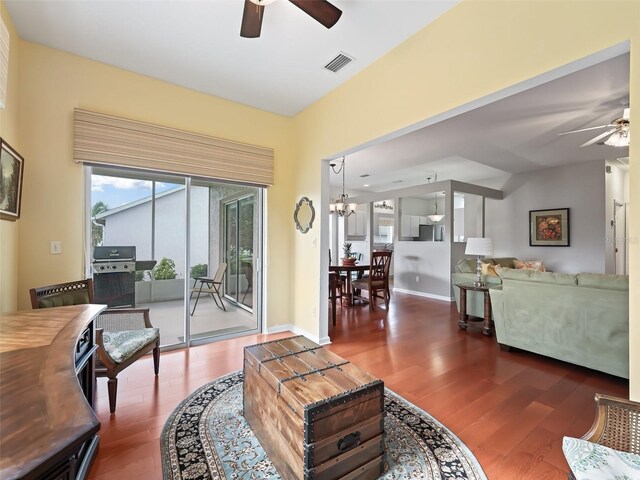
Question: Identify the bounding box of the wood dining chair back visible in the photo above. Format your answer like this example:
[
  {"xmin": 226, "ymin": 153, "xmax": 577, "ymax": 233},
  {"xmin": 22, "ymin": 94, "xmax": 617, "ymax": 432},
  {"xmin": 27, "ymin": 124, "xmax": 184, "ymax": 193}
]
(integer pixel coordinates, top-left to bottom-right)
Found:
[
  {"xmin": 30, "ymin": 279, "xmax": 160, "ymax": 414},
  {"xmin": 351, "ymin": 250, "xmax": 392, "ymax": 310}
]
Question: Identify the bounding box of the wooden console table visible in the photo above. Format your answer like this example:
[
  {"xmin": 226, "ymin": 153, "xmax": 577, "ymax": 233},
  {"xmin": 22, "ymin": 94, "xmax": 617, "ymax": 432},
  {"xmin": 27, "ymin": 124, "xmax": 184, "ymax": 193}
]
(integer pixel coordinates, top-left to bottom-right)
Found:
[
  {"xmin": 455, "ymin": 283, "xmax": 494, "ymax": 336},
  {"xmin": 0, "ymin": 304, "xmax": 106, "ymax": 480}
]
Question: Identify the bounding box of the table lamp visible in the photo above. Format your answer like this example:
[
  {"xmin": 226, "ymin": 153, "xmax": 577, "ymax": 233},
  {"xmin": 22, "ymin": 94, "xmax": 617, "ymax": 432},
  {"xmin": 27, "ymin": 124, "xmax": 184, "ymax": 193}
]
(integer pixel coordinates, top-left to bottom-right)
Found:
[{"xmin": 465, "ymin": 237, "xmax": 494, "ymax": 287}]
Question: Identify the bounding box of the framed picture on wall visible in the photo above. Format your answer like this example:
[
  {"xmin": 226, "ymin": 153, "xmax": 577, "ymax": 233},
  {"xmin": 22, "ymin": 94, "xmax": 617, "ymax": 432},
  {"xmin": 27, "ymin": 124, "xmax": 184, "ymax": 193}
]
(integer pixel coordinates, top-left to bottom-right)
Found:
[
  {"xmin": 0, "ymin": 138, "xmax": 24, "ymax": 221},
  {"xmin": 529, "ymin": 208, "xmax": 570, "ymax": 247}
]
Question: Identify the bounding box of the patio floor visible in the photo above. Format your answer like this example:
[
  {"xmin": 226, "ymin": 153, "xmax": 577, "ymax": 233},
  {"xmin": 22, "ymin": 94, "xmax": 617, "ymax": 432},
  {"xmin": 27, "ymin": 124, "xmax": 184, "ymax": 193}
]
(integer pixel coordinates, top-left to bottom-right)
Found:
[{"xmin": 138, "ymin": 293, "xmax": 256, "ymax": 346}]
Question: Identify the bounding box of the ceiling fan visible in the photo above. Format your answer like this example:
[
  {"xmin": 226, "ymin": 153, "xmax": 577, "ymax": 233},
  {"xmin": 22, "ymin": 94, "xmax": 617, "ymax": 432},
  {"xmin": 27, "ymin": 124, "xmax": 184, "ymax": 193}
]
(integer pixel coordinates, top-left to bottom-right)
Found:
[
  {"xmin": 241, "ymin": 0, "xmax": 342, "ymax": 38},
  {"xmin": 558, "ymin": 108, "xmax": 630, "ymax": 147}
]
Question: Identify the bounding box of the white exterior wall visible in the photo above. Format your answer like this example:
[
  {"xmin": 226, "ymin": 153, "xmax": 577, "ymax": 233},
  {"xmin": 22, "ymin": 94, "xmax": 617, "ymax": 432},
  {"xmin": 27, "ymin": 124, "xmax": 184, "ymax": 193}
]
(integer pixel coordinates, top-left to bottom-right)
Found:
[{"xmin": 103, "ymin": 187, "xmax": 209, "ymax": 277}]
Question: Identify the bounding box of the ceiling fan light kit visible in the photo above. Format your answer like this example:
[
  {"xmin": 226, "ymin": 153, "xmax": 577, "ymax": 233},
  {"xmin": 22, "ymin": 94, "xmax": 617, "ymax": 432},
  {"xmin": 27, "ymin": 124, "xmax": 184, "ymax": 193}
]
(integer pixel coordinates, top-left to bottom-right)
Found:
[
  {"xmin": 241, "ymin": 0, "xmax": 342, "ymax": 38},
  {"xmin": 559, "ymin": 107, "xmax": 630, "ymax": 148},
  {"xmin": 604, "ymin": 130, "xmax": 630, "ymax": 147}
]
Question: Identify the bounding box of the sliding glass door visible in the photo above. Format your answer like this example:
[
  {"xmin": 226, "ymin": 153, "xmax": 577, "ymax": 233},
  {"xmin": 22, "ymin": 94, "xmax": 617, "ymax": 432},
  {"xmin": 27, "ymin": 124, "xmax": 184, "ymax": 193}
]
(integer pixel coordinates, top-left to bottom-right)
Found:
[
  {"xmin": 223, "ymin": 194, "xmax": 256, "ymax": 310},
  {"xmin": 89, "ymin": 167, "xmax": 262, "ymax": 348}
]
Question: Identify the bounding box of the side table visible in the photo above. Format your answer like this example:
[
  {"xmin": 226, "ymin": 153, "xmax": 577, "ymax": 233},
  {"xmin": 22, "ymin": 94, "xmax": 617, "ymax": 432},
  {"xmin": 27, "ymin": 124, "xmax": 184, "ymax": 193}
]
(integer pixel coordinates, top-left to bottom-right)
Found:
[{"xmin": 455, "ymin": 283, "xmax": 494, "ymax": 336}]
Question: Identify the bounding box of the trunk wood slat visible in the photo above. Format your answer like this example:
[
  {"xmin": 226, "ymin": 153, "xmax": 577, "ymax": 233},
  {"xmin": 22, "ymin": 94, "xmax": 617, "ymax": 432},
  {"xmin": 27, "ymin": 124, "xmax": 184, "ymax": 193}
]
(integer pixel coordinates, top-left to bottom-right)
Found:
[{"xmin": 243, "ymin": 336, "xmax": 385, "ymax": 480}]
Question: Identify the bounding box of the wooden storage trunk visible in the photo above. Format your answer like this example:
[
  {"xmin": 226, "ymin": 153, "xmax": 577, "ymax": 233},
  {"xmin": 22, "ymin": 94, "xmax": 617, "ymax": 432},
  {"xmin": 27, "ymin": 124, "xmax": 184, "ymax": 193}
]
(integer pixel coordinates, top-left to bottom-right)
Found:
[{"xmin": 243, "ymin": 336, "xmax": 385, "ymax": 480}]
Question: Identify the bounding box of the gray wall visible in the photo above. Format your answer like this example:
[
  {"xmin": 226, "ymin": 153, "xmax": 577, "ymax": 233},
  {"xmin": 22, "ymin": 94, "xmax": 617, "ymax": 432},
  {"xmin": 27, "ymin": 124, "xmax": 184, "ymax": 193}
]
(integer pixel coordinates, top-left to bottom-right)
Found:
[{"xmin": 479, "ymin": 159, "xmax": 606, "ymax": 274}]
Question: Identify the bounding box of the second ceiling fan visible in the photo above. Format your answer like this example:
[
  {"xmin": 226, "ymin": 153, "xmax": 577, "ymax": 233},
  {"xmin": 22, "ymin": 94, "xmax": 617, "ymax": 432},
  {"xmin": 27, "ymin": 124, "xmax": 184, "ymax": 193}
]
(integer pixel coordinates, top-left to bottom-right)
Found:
[
  {"xmin": 558, "ymin": 108, "xmax": 630, "ymax": 147},
  {"xmin": 241, "ymin": 0, "xmax": 342, "ymax": 38}
]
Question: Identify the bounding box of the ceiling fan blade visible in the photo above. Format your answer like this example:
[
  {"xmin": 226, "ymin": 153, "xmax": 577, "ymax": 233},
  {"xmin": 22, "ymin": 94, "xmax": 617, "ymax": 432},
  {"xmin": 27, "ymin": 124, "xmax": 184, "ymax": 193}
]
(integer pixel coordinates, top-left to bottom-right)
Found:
[
  {"xmin": 289, "ymin": 0, "xmax": 342, "ymax": 29},
  {"xmin": 241, "ymin": 0, "xmax": 264, "ymax": 38},
  {"xmin": 580, "ymin": 129, "xmax": 616, "ymax": 147},
  {"xmin": 558, "ymin": 124, "xmax": 613, "ymax": 136}
]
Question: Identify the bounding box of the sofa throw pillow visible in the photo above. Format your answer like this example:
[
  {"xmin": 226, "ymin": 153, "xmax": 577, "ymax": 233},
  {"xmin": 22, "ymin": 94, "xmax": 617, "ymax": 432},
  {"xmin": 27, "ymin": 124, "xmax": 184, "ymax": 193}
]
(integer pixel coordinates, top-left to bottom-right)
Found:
[
  {"xmin": 563, "ymin": 437, "xmax": 640, "ymax": 480},
  {"xmin": 513, "ymin": 259, "xmax": 546, "ymax": 272},
  {"xmin": 481, "ymin": 262, "xmax": 501, "ymax": 277}
]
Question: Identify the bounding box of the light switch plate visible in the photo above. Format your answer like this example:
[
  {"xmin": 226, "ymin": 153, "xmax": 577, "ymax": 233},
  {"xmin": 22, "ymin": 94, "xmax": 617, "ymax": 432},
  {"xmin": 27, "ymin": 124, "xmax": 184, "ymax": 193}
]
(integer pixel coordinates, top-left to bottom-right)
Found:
[{"xmin": 50, "ymin": 241, "xmax": 62, "ymax": 255}]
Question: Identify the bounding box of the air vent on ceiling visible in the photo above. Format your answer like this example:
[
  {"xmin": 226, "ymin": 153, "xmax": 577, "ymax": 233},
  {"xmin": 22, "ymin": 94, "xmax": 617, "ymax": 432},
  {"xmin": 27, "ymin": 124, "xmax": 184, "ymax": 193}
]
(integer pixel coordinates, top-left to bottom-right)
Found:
[
  {"xmin": 360, "ymin": 174, "xmax": 370, "ymax": 178},
  {"xmin": 324, "ymin": 52, "xmax": 355, "ymax": 73}
]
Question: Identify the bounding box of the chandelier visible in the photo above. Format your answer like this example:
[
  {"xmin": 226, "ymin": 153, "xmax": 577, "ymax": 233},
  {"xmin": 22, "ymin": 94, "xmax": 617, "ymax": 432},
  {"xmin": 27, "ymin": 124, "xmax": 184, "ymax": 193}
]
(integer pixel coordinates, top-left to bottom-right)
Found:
[{"xmin": 329, "ymin": 157, "xmax": 356, "ymax": 217}]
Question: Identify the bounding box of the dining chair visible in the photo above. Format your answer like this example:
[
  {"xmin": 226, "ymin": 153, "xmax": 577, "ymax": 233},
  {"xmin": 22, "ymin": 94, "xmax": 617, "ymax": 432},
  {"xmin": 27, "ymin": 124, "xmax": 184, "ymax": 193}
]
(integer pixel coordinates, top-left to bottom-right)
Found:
[
  {"xmin": 329, "ymin": 248, "xmax": 346, "ymax": 304},
  {"xmin": 329, "ymin": 271, "xmax": 341, "ymax": 326},
  {"xmin": 190, "ymin": 262, "xmax": 227, "ymax": 314},
  {"xmin": 351, "ymin": 250, "xmax": 392, "ymax": 310},
  {"xmin": 29, "ymin": 279, "xmax": 160, "ymax": 414}
]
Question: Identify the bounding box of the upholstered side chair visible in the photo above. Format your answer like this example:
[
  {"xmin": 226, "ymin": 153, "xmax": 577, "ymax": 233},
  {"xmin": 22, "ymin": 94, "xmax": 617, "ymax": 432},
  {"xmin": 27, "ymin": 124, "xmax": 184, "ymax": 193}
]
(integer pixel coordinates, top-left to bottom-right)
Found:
[
  {"xmin": 30, "ymin": 279, "xmax": 160, "ymax": 414},
  {"xmin": 567, "ymin": 393, "xmax": 640, "ymax": 480}
]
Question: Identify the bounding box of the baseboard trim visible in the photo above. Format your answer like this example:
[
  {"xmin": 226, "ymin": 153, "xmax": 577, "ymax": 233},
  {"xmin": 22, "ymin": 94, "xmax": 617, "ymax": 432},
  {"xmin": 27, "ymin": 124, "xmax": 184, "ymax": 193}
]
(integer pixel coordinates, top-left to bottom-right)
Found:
[
  {"xmin": 393, "ymin": 288, "xmax": 454, "ymax": 303},
  {"xmin": 263, "ymin": 324, "xmax": 331, "ymax": 345}
]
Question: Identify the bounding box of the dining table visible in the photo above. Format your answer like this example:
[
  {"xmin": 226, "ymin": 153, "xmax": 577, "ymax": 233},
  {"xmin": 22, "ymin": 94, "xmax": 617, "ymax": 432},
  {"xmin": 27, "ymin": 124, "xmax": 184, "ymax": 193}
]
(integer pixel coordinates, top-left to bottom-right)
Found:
[{"xmin": 329, "ymin": 263, "xmax": 370, "ymax": 305}]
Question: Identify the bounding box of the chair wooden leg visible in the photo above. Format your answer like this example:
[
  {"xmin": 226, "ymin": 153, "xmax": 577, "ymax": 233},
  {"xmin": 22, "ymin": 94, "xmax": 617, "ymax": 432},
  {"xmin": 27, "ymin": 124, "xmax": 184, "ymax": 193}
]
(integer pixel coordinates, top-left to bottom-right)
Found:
[
  {"xmin": 107, "ymin": 377, "xmax": 118, "ymax": 414},
  {"xmin": 153, "ymin": 344, "xmax": 160, "ymax": 375},
  {"xmin": 331, "ymin": 293, "xmax": 337, "ymax": 326}
]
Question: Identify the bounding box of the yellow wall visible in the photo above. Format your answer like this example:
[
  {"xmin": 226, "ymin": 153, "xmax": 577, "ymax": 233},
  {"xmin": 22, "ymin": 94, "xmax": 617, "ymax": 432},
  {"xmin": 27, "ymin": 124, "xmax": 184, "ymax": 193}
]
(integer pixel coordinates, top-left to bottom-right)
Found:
[
  {"xmin": 15, "ymin": 42, "xmax": 296, "ymax": 328},
  {"xmin": 290, "ymin": 1, "xmax": 639, "ymax": 398},
  {"xmin": 2, "ymin": 1, "xmax": 639, "ymax": 399},
  {"xmin": 0, "ymin": 3, "xmax": 21, "ymax": 313}
]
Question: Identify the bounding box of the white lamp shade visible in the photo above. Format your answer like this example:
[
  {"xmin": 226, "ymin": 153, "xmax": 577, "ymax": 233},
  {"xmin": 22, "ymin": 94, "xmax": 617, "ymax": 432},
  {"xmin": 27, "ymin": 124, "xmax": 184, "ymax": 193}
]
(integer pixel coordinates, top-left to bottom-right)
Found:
[
  {"xmin": 427, "ymin": 214, "xmax": 444, "ymax": 222},
  {"xmin": 465, "ymin": 237, "xmax": 493, "ymax": 256}
]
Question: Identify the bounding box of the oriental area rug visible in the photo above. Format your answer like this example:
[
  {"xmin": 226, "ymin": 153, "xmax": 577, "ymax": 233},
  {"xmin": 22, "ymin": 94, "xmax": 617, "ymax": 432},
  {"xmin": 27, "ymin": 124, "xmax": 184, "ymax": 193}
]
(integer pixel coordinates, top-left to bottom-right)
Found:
[{"xmin": 161, "ymin": 371, "xmax": 487, "ymax": 480}]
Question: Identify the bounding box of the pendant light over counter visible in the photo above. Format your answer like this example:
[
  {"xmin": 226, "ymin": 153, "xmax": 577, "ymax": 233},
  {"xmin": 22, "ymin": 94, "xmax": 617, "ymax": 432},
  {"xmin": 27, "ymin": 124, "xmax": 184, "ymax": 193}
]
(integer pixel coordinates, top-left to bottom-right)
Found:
[{"xmin": 426, "ymin": 172, "xmax": 444, "ymax": 223}]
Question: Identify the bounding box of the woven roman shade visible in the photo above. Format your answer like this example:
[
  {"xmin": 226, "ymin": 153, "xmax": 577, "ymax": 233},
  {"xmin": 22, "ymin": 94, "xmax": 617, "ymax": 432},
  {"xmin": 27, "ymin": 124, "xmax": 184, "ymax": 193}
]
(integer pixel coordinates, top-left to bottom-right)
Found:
[
  {"xmin": 74, "ymin": 109, "xmax": 274, "ymax": 186},
  {"xmin": 0, "ymin": 17, "xmax": 9, "ymax": 109}
]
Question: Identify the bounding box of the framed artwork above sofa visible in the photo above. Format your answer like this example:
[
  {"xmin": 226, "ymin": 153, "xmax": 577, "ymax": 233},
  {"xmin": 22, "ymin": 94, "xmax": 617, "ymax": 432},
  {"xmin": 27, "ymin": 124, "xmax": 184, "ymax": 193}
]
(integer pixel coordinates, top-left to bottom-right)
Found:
[{"xmin": 529, "ymin": 208, "xmax": 570, "ymax": 247}]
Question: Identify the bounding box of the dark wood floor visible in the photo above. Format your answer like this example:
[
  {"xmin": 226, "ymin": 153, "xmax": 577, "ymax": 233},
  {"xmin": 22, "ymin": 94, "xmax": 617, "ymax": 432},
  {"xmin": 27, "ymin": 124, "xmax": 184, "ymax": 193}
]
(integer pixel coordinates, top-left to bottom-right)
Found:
[{"xmin": 89, "ymin": 292, "xmax": 628, "ymax": 480}]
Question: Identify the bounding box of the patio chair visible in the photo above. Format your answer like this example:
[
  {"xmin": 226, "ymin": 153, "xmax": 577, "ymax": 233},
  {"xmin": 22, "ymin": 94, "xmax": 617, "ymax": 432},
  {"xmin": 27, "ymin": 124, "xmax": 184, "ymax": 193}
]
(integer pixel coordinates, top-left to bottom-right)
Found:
[
  {"xmin": 30, "ymin": 279, "xmax": 160, "ymax": 414},
  {"xmin": 190, "ymin": 262, "xmax": 227, "ymax": 314},
  {"xmin": 351, "ymin": 250, "xmax": 392, "ymax": 310},
  {"xmin": 566, "ymin": 393, "xmax": 640, "ymax": 480}
]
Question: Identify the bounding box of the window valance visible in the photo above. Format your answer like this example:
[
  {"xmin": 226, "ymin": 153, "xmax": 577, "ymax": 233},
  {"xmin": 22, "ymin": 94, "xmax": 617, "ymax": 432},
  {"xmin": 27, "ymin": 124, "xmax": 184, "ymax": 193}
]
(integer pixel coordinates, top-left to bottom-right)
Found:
[{"xmin": 74, "ymin": 109, "xmax": 274, "ymax": 186}]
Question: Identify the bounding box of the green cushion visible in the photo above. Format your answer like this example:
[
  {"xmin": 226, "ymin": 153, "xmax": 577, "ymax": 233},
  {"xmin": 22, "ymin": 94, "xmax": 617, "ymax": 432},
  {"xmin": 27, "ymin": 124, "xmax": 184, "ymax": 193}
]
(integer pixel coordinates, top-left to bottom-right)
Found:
[
  {"xmin": 528, "ymin": 271, "xmax": 577, "ymax": 286},
  {"xmin": 499, "ymin": 268, "xmax": 532, "ymax": 280},
  {"xmin": 577, "ymin": 273, "xmax": 629, "ymax": 291},
  {"xmin": 102, "ymin": 328, "xmax": 159, "ymax": 364},
  {"xmin": 500, "ymin": 268, "xmax": 577, "ymax": 286},
  {"xmin": 492, "ymin": 257, "xmax": 517, "ymax": 268},
  {"xmin": 456, "ymin": 259, "xmax": 477, "ymax": 273},
  {"xmin": 563, "ymin": 437, "xmax": 640, "ymax": 479},
  {"xmin": 38, "ymin": 290, "xmax": 91, "ymax": 308}
]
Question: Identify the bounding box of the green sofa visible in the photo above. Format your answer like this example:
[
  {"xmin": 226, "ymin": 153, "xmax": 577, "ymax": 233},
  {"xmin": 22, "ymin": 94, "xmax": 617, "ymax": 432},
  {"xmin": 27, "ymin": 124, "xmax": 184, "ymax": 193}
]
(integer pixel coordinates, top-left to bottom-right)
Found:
[
  {"xmin": 489, "ymin": 268, "xmax": 629, "ymax": 378},
  {"xmin": 451, "ymin": 257, "xmax": 517, "ymax": 319}
]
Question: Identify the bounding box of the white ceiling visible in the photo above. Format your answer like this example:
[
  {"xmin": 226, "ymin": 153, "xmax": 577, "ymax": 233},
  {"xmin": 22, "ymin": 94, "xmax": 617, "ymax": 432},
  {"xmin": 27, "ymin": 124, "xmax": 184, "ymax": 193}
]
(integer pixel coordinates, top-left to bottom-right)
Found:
[
  {"xmin": 4, "ymin": 2, "xmax": 629, "ymax": 194},
  {"xmin": 334, "ymin": 52, "xmax": 630, "ymax": 193},
  {"xmin": 5, "ymin": 0, "xmax": 459, "ymax": 116}
]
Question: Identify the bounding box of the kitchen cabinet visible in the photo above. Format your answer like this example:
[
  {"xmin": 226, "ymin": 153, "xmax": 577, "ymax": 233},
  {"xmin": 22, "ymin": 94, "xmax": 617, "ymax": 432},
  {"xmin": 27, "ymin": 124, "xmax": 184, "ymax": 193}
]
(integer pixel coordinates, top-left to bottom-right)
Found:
[
  {"xmin": 346, "ymin": 208, "xmax": 367, "ymax": 239},
  {"xmin": 401, "ymin": 214, "xmax": 431, "ymax": 237}
]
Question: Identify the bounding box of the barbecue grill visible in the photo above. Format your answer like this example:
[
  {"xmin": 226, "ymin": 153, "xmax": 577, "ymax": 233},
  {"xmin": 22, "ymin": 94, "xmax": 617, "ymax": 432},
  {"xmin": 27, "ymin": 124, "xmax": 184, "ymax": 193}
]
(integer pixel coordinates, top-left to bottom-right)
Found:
[{"xmin": 92, "ymin": 246, "xmax": 136, "ymax": 308}]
